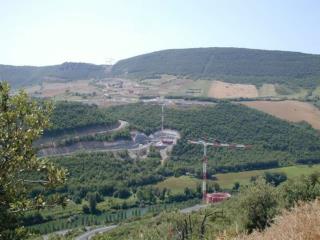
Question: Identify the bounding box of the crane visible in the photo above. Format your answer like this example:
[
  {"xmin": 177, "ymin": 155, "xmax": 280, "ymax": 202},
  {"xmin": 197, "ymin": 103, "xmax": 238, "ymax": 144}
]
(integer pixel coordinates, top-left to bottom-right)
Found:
[
  {"xmin": 161, "ymin": 103, "xmax": 165, "ymax": 132},
  {"xmin": 188, "ymin": 139, "xmax": 251, "ymax": 202}
]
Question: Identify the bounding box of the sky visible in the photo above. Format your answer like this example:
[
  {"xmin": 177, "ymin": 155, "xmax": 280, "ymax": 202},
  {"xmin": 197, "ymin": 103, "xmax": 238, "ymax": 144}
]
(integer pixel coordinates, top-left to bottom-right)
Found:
[{"xmin": 1, "ymin": 0, "xmax": 320, "ymax": 66}]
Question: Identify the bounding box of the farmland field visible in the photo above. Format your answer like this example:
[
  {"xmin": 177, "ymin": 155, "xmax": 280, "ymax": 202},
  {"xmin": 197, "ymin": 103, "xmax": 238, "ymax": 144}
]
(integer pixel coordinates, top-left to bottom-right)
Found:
[
  {"xmin": 155, "ymin": 176, "xmax": 218, "ymax": 194},
  {"xmin": 155, "ymin": 164, "xmax": 320, "ymax": 192},
  {"xmin": 208, "ymin": 80, "xmax": 259, "ymax": 98},
  {"xmin": 215, "ymin": 164, "xmax": 320, "ymax": 188},
  {"xmin": 24, "ymin": 80, "xmax": 98, "ymax": 97},
  {"xmin": 242, "ymin": 100, "xmax": 320, "ymax": 129}
]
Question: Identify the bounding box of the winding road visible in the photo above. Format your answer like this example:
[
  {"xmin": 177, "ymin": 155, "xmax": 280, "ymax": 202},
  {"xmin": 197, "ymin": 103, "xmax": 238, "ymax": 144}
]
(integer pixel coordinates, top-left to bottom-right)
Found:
[
  {"xmin": 43, "ymin": 203, "xmax": 208, "ymax": 240},
  {"xmin": 75, "ymin": 225, "xmax": 118, "ymax": 240},
  {"xmin": 72, "ymin": 204, "xmax": 207, "ymax": 240}
]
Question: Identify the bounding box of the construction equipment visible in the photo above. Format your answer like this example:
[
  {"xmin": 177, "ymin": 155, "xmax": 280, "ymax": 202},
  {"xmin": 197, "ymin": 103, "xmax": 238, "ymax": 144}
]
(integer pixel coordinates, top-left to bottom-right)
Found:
[{"xmin": 188, "ymin": 139, "xmax": 251, "ymax": 202}]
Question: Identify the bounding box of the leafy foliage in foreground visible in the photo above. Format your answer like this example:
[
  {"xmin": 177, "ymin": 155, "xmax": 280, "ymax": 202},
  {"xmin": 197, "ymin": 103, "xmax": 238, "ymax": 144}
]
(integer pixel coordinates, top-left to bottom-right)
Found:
[
  {"xmin": 0, "ymin": 82, "xmax": 66, "ymax": 239},
  {"xmin": 236, "ymin": 199, "xmax": 320, "ymax": 240}
]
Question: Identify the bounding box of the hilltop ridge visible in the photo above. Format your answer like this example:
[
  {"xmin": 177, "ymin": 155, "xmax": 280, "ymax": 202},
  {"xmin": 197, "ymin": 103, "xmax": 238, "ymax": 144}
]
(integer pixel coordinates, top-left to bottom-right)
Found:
[
  {"xmin": 111, "ymin": 47, "xmax": 320, "ymax": 87},
  {"xmin": 0, "ymin": 62, "xmax": 108, "ymax": 88}
]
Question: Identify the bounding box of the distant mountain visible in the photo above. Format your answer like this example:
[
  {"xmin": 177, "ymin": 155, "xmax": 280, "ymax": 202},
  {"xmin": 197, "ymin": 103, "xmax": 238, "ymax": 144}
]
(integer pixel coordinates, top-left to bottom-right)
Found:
[
  {"xmin": 111, "ymin": 48, "xmax": 320, "ymax": 87},
  {"xmin": 0, "ymin": 62, "xmax": 109, "ymax": 88},
  {"xmin": 3, "ymin": 48, "xmax": 320, "ymax": 89}
]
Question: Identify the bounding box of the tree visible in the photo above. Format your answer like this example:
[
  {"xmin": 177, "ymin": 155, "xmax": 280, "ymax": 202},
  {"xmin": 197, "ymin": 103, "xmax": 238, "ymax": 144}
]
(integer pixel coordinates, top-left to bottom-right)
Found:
[
  {"xmin": 238, "ymin": 179, "xmax": 279, "ymax": 232},
  {"xmin": 281, "ymin": 172, "xmax": 320, "ymax": 208},
  {"xmin": 113, "ymin": 188, "xmax": 131, "ymax": 199},
  {"xmin": 264, "ymin": 172, "xmax": 287, "ymax": 187},
  {"xmin": 82, "ymin": 204, "xmax": 90, "ymax": 214},
  {"xmin": 232, "ymin": 182, "xmax": 240, "ymax": 191},
  {"xmin": 88, "ymin": 194, "xmax": 97, "ymax": 213},
  {"xmin": 0, "ymin": 82, "xmax": 67, "ymax": 239}
]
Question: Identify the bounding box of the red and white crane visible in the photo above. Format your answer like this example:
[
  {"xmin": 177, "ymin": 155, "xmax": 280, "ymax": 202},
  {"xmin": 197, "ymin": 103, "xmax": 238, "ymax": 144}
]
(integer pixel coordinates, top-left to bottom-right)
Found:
[{"xmin": 188, "ymin": 139, "xmax": 251, "ymax": 202}]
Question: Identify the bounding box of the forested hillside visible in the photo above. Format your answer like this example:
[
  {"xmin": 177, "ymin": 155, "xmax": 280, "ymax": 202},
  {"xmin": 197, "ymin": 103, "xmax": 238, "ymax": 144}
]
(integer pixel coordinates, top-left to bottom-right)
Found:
[
  {"xmin": 107, "ymin": 103, "xmax": 320, "ymax": 172},
  {"xmin": 46, "ymin": 102, "xmax": 117, "ymax": 135},
  {"xmin": 0, "ymin": 62, "xmax": 107, "ymax": 88},
  {"xmin": 37, "ymin": 152, "xmax": 166, "ymax": 203},
  {"xmin": 112, "ymin": 48, "xmax": 320, "ymax": 87},
  {"xmin": 40, "ymin": 102, "xmax": 320, "ymax": 195}
]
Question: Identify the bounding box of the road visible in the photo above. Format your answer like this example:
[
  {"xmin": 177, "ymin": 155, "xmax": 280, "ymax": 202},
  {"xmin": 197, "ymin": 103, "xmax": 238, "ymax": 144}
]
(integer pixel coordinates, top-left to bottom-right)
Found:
[
  {"xmin": 75, "ymin": 225, "xmax": 118, "ymax": 240},
  {"xmin": 73, "ymin": 204, "xmax": 208, "ymax": 240},
  {"xmin": 42, "ymin": 229, "xmax": 72, "ymax": 240},
  {"xmin": 104, "ymin": 120, "xmax": 128, "ymax": 133},
  {"xmin": 180, "ymin": 204, "xmax": 208, "ymax": 213}
]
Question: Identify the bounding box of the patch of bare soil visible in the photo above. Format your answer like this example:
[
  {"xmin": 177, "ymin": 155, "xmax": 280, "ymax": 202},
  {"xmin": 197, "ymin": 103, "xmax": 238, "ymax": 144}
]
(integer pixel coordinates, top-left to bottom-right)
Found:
[
  {"xmin": 209, "ymin": 81, "xmax": 258, "ymax": 98},
  {"xmin": 242, "ymin": 100, "xmax": 320, "ymax": 129}
]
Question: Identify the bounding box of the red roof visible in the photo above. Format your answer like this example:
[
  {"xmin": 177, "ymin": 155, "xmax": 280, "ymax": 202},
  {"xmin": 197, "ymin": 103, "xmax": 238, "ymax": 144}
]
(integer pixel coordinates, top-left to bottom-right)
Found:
[{"xmin": 206, "ymin": 192, "xmax": 231, "ymax": 203}]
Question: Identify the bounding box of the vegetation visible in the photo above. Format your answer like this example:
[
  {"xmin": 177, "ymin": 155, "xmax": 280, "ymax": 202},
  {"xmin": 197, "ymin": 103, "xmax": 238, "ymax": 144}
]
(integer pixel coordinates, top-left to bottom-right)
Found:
[
  {"xmin": 0, "ymin": 82, "xmax": 66, "ymax": 239},
  {"xmin": 236, "ymin": 199, "xmax": 320, "ymax": 240},
  {"xmin": 42, "ymin": 152, "xmax": 166, "ymax": 201},
  {"xmin": 46, "ymin": 101, "xmax": 117, "ymax": 135},
  {"xmin": 239, "ymin": 179, "xmax": 279, "ymax": 231},
  {"xmin": 106, "ymin": 103, "xmax": 320, "ymax": 173},
  {"xmin": 0, "ymin": 62, "xmax": 107, "ymax": 88},
  {"xmin": 94, "ymin": 173, "xmax": 320, "ymax": 240},
  {"xmin": 112, "ymin": 47, "xmax": 320, "ymax": 88},
  {"xmin": 214, "ymin": 164, "xmax": 320, "ymax": 189}
]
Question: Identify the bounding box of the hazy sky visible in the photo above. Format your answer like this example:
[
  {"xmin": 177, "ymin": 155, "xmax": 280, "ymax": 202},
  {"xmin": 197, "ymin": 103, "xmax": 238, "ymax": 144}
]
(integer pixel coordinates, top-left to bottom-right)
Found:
[{"xmin": 1, "ymin": 0, "xmax": 320, "ymax": 66}]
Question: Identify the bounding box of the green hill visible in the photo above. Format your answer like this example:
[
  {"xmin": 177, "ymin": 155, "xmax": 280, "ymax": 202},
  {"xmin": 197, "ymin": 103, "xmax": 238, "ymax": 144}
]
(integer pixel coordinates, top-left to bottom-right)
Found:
[
  {"xmin": 0, "ymin": 62, "xmax": 108, "ymax": 88},
  {"xmin": 111, "ymin": 47, "xmax": 320, "ymax": 87},
  {"xmin": 107, "ymin": 103, "xmax": 320, "ymax": 173}
]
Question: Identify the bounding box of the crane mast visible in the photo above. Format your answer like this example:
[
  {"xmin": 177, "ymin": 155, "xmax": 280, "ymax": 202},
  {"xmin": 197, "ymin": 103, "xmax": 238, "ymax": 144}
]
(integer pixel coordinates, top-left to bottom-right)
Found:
[{"xmin": 188, "ymin": 139, "xmax": 251, "ymax": 202}]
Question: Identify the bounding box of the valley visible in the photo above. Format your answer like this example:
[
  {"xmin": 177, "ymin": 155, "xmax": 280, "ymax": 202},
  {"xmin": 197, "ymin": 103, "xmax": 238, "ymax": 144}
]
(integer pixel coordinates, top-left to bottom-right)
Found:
[
  {"xmin": 2, "ymin": 47, "xmax": 320, "ymax": 240},
  {"xmin": 20, "ymin": 100, "xmax": 320, "ymax": 239}
]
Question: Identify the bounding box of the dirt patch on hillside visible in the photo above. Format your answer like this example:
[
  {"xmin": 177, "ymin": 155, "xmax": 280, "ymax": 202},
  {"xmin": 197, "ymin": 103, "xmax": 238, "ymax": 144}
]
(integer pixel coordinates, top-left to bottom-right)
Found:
[
  {"xmin": 41, "ymin": 80, "xmax": 96, "ymax": 97},
  {"xmin": 242, "ymin": 100, "xmax": 320, "ymax": 129},
  {"xmin": 208, "ymin": 81, "xmax": 258, "ymax": 98}
]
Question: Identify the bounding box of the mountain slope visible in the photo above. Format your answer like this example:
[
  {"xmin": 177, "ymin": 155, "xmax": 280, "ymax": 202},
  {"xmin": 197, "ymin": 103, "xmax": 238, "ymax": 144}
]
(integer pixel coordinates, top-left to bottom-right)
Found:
[
  {"xmin": 0, "ymin": 62, "xmax": 108, "ymax": 88},
  {"xmin": 111, "ymin": 47, "xmax": 320, "ymax": 87},
  {"xmin": 107, "ymin": 102, "xmax": 320, "ymax": 173}
]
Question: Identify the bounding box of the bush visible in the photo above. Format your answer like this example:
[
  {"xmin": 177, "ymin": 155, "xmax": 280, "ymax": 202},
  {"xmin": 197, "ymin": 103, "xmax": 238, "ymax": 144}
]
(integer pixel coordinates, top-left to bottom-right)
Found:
[
  {"xmin": 238, "ymin": 179, "xmax": 279, "ymax": 232},
  {"xmin": 264, "ymin": 172, "xmax": 287, "ymax": 187},
  {"xmin": 113, "ymin": 188, "xmax": 131, "ymax": 199},
  {"xmin": 281, "ymin": 172, "xmax": 320, "ymax": 208},
  {"xmin": 82, "ymin": 204, "xmax": 90, "ymax": 214}
]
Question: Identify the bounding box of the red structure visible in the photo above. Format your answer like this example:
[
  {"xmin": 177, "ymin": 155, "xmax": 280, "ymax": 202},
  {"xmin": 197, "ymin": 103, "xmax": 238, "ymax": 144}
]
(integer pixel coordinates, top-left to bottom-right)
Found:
[
  {"xmin": 161, "ymin": 139, "xmax": 174, "ymax": 144},
  {"xmin": 188, "ymin": 139, "xmax": 251, "ymax": 203},
  {"xmin": 206, "ymin": 192, "xmax": 231, "ymax": 204}
]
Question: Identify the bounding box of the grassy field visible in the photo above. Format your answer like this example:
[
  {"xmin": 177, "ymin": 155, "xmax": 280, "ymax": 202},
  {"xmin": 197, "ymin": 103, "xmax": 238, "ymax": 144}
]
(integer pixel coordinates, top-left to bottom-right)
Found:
[
  {"xmin": 258, "ymin": 84, "xmax": 277, "ymax": 97},
  {"xmin": 215, "ymin": 164, "xmax": 320, "ymax": 188},
  {"xmin": 155, "ymin": 176, "xmax": 201, "ymax": 194},
  {"xmin": 174, "ymin": 79, "xmax": 212, "ymax": 97},
  {"xmin": 155, "ymin": 164, "xmax": 320, "ymax": 192}
]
